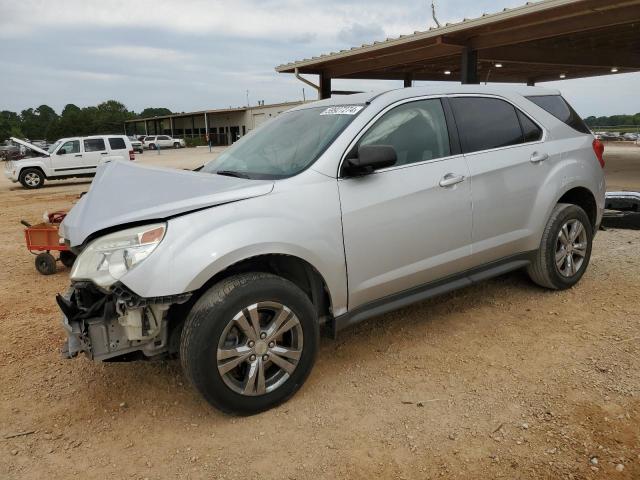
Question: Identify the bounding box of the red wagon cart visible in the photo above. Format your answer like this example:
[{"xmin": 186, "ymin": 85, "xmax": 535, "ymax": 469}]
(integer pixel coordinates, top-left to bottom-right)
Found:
[{"xmin": 21, "ymin": 211, "xmax": 76, "ymax": 275}]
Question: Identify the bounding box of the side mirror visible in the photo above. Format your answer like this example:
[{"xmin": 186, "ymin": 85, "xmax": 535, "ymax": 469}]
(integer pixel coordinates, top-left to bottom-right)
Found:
[
  {"xmin": 342, "ymin": 145, "xmax": 397, "ymax": 176},
  {"xmin": 57, "ymin": 148, "xmax": 67, "ymax": 155}
]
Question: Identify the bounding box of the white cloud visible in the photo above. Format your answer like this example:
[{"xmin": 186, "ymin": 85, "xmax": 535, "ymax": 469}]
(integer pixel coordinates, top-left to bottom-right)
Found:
[{"xmin": 91, "ymin": 46, "xmax": 193, "ymax": 63}]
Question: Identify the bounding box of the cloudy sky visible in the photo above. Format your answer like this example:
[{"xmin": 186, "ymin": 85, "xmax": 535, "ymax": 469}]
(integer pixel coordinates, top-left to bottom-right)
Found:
[{"xmin": 1, "ymin": 0, "xmax": 638, "ymax": 117}]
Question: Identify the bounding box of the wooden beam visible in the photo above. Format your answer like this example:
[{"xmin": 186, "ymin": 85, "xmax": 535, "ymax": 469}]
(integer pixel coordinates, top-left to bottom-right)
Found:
[
  {"xmin": 319, "ymin": 73, "xmax": 331, "ymax": 99},
  {"xmin": 325, "ymin": 41, "xmax": 463, "ymax": 78},
  {"xmin": 480, "ymin": 44, "xmax": 640, "ymax": 69},
  {"xmin": 468, "ymin": 4, "xmax": 640, "ymax": 50},
  {"xmin": 403, "ymin": 72, "xmax": 413, "ymax": 87},
  {"xmin": 461, "ymin": 48, "xmax": 479, "ymax": 84}
]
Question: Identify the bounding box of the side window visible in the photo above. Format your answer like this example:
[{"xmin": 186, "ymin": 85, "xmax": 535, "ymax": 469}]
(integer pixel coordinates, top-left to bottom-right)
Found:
[
  {"xmin": 450, "ymin": 97, "xmax": 523, "ymax": 154},
  {"xmin": 108, "ymin": 137, "xmax": 126, "ymax": 150},
  {"xmin": 358, "ymin": 99, "xmax": 450, "ymax": 166},
  {"xmin": 59, "ymin": 140, "xmax": 80, "ymax": 154},
  {"xmin": 517, "ymin": 111, "xmax": 542, "ymax": 143},
  {"xmin": 158, "ymin": 135, "xmax": 170, "ymax": 140},
  {"xmin": 84, "ymin": 138, "xmax": 106, "ymax": 152},
  {"xmin": 526, "ymin": 95, "xmax": 590, "ymax": 134}
]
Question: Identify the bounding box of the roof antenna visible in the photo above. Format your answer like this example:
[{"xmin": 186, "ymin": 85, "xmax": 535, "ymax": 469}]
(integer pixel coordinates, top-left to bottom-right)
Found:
[{"xmin": 431, "ymin": 2, "xmax": 441, "ymax": 28}]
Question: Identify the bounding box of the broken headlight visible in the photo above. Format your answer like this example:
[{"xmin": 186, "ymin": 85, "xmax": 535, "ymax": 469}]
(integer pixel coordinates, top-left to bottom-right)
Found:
[{"xmin": 70, "ymin": 223, "xmax": 166, "ymax": 288}]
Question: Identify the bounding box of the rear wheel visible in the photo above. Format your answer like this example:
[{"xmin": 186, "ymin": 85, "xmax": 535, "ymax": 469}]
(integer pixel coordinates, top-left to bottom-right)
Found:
[
  {"xmin": 19, "ymin": 168, "xmax": 44, "ymax": 189},
  {"xmin": 527, "ymin": 203, "xmax": 593, "ymax": 290},
  {"xmin": 180, "ymin": 272, "xmax": 318, "ymax": 415},
  {"xmin": 35, "ymin": 252, "xmax": 56, "ymax": 275}
]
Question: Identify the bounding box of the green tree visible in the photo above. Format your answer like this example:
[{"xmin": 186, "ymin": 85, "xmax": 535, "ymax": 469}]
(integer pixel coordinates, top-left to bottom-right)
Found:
[
  {"xmin": 20, "ymin": 105, "xmax": 59, "ymax": 140},
  {"xmin": 139, "ymin": 107, "xmax": 172, "ymax": 118},
  {"xmin": 94, "ymin": 100, "xmax": 135, "ymax": 134},
  {"xmin": 0, "ymin": 110, "xmax": 22, "ymax": 141}
]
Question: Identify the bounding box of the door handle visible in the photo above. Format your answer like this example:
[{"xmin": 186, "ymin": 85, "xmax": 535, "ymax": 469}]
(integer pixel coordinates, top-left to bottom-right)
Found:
[
  {"xmin": 75, "ymin": 154, "xmax": 82, "ymax": 157},
  {"xmin": 530, "ymin": 152, "xmax": 549, "ymax": 163},
  {"xmin": 439, "ymin": 173, "xmax": 465, "ymax": 188},
  {"xmin": 100, "ymin": 152, "xmax": 108, "ymax": 155}
]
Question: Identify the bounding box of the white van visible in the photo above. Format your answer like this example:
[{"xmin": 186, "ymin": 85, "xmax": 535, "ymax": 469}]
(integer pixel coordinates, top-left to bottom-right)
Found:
[{"xmin": 4, "ymin": 135, "xmax": 134, "ymax": 189}]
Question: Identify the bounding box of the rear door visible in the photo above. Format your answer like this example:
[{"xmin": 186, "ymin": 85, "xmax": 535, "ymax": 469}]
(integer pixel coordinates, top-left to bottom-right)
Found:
[
  {"xmin": 449, "ymin": 95, "xmax": 551, "ymax": 265},
  {"xmin": 157, "ymin": 135, "xmax": 171, "ymax": 148},
  {"xmin": 338, "ymin": 97, "xmax": 473, "ymax": 309},
  {"xmin": 82, "ymin": 137, "xmax": 109, "ymax": 168}
]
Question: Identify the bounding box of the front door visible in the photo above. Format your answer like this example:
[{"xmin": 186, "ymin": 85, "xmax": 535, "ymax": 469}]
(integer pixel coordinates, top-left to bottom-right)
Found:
[
  {"xmin": 338, "ymin": 98, "xmax": 473, "ymax": 310},
  {"xmin": 51, "ymin": 139, "xmax": 86, "ymax": 175}
]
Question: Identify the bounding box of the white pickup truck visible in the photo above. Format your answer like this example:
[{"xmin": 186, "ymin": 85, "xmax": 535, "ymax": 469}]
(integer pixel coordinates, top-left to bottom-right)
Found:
[{"xmin": 4, "ymin": 135, "xmax": 134, "ymax": 189}]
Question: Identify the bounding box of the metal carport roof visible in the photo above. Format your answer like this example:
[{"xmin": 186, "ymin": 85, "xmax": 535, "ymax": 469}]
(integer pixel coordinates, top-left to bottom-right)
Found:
[{"xmin": 276, "ymin": 0, "xmax": 640, "ymax": 97}]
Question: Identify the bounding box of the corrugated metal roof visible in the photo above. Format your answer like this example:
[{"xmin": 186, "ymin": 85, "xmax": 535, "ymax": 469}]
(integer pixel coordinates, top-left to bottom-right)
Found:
[
  {"xmin": 125, "ymin": 101, "xmax": 304, "ymax": 123},
  {"xmin": 275, "ymin": 0, "xmax": 580, "ymax": 72}
]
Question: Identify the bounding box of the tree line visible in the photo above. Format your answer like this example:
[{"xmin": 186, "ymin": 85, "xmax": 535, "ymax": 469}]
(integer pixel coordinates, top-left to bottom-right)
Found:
[
  {"xmin": 2, "ymin": 100, "xmax": 639, "ymax": 142},
  {"xmin": 584, "ymin": 113, "xmax": 640, "ymax": 127},
  {"xmin": 0, "ymin": 101, "xmax": 172, "ymax": 142}
]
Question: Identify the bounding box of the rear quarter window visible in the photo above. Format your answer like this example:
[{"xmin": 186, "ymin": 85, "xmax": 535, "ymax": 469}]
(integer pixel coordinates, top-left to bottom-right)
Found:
[
  {"xmin": 526, "ymin": 95, "xmax": 591, "ymax": 134},
  {"xmin": 108, "ymin": 137, "xmax": 127, "ymax": 150}
]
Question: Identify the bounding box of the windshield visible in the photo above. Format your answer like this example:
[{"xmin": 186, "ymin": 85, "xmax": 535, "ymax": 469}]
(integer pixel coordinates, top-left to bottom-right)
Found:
[
  {"xmin": 201, "ymin": 105, "xmax": 363, "ymax": 179},
  {"xmin": 48, "ymin": 140, "xmax": 61, "ymax": 154}
]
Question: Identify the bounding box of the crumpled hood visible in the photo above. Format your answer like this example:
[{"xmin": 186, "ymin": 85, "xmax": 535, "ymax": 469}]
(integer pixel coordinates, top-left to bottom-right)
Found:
[{"xmin": 60, "ymin": 160, "xmax": 274, "ymax": 247}]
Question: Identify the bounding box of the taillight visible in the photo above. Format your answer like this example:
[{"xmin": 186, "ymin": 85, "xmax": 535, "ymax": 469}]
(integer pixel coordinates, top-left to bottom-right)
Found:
[
  {"xmin": 129, "ymin": 149, "xmax": 135, "ymax": 161},
  {"xmin": 592, "ymin": 139, "xmax": 605, "ymax": 168}
]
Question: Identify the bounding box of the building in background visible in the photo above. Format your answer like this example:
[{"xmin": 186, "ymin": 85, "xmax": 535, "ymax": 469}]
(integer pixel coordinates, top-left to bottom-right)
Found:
[{"xmin": 125, "ymin": 101, "xmax": 304, "ymax": 145}]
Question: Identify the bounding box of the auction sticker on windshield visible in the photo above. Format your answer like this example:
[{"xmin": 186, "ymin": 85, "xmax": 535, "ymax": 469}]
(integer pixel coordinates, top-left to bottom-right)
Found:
[{"xmin": 320, "ymin": 106, "xmax": 364, "ymax": 115}]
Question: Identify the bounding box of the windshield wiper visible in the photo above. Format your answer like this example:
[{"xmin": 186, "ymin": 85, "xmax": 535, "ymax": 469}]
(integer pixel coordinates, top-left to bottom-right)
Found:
[{"xmin": 216, "ymin": 170, "xmax": 251, "ymax": 179}]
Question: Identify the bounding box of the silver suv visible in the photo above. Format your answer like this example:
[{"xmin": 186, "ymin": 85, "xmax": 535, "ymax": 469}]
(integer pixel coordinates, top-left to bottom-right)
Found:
[{"xmin": 58, "ymin": 86, "xmax": 605, "ymax": 414}]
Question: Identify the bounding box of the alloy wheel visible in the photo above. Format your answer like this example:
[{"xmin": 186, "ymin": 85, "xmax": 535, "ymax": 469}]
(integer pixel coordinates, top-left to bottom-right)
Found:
[
  {"xmin": 24, "ymin": 172, "xmax": 41, "ymax": 187},
  {"xmin": 216, "ymin": 301, "xmax": 303, "ymax": 396},
  {"xmin": 555, "ymin": 219, "xmax": 588, "ymax": 277}
]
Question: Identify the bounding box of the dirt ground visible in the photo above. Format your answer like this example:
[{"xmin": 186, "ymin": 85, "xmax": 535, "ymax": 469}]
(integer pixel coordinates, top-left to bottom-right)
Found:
[{"xmin": 1, "ymin": 145, "xmax": 639, "ymax": 479}]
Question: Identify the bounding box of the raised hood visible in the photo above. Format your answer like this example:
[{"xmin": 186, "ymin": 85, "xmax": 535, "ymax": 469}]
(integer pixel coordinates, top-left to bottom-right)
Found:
[
  {"xmin": 10, "ymin": 137, "xmax": 49, "ymax": 156},
  {"xmin": 60, "ymin": 160, "xmax": 274, "ymax": 247}
]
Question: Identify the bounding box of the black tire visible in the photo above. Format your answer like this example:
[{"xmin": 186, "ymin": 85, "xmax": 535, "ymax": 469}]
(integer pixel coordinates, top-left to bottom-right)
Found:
[
  {"xmin": 173, "ymin": 142, "xmax": 180, "ymax": 149},
  {"xmin": 527, "ymin": 203, "xmax": 593, "ymax": 290},
  {"xmin": 59, "ymin": 250, "xmax": 76, "ymax": 268},
  {"xmin": 19, "ymin": 168, "xmax": 45, "ymax": 189},
  {"xmin": 35, "ymin": 252, "xmax": 57, "ymax": 275},
  {"xmin": 149, "ymin": 143, "xmax": 156, "ymax": 150},
  {"xmin": 180, "ymin": 272, "xmax": 319, "ymax": 415}
]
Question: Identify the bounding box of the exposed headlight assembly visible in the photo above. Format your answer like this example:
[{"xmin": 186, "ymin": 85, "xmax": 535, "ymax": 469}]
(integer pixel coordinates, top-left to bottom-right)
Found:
[{"xmin": 71, "ymin": 223, "xmax": 166, "ymax": 288}]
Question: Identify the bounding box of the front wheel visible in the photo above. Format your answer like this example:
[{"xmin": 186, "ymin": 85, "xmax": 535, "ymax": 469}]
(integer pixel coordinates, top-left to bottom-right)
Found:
[
  {"xmin": 19, "ymin": 168, "xmax": 44, "ymax": 189},
  {"xmin": 173, "ymin": 142, "xmax": 180, "ymax": 148},
  {"xmin": 527, "ymin": 203, "xmax": 593, "ymax": 290},
  {"xmin": 180, "ymin": 273, "xmax": 318, "ymax": 415},
  {"xmin": 60, "ymin": 250, "xmax": 76, "ymax": 268}
]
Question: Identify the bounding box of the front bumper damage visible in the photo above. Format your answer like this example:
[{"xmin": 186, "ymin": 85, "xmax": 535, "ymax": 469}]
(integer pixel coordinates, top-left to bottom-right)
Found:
[{"xmin": 57, "ymin": 282, "xmax": 191, "ymax": 361}]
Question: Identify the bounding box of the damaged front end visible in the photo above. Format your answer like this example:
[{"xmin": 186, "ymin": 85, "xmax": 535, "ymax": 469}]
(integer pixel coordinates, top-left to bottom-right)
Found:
[{"xmin": 57, "ymin": 282, "xmax": 190, "ymax": 361}]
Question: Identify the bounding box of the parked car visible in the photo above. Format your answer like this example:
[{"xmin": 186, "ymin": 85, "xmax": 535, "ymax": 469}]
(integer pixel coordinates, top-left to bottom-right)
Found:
[
  {"xmin": 143, "ymin": 135, "xmax": 185, "ymax": 149},
  {"xmin": 598, "ymin": 132, "xmax": 622, "ymax": 141},
  {"xmin": 58, "ymin": 86, "xmax": 605, "ymax": 414},
  {"xmin": 4, "ymin": 135, "xmax": 134, "ymax": 189},
  {"xmin": 128, "ymin": 136, "xmax": 144, "ymax": 154}
]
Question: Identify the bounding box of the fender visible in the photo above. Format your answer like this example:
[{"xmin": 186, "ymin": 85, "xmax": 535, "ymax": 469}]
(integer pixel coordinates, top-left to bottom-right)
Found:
[{"xmin": 119, "ymin": 174, "xmax": 349, "ymax": 316}]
